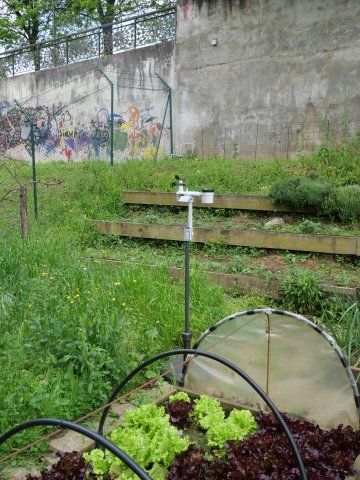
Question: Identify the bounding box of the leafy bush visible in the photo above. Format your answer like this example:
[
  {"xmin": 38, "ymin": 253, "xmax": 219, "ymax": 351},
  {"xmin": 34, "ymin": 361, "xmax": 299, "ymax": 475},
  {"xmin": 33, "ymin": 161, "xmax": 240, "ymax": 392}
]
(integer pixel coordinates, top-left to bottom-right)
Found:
[
  {"xmin": 280, "ymin": 268, "xmax": 324, "ymax": 315},
  {"xmin": 269, "ymin": 174, "xmax": 333, "ymax": 208},
  {"xmin": 321, "ymin": 184, "xmax": 360, "ymax": 222},
  {"xmin": 298, "ymin": 219, "xmax": 322, "ymax": 234}
]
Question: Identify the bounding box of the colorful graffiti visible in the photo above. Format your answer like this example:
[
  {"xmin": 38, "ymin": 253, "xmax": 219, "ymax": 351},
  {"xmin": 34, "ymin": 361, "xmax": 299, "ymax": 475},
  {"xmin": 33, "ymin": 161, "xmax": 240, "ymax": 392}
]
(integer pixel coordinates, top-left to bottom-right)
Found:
[
  {"xmin": 0, "ymin": 100, "xmax": 168, "ymax": 162},
  {"xmin": 113, "ymin": 105, "xmax": 165, "ymax": 159}
]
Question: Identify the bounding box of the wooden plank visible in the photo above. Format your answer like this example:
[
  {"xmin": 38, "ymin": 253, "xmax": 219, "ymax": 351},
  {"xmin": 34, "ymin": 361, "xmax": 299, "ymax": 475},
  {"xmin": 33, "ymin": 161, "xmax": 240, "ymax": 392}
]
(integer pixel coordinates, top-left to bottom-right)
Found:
[
  {"xmin": 122, "ymin": 191, "xmax": 313, "ymax": 213},
  {"xmin": 93, "ymin": 220, "xmax": 360, "ymax": 256},
  {"xmin": 89, "ymin": 258, "xmax": 357, "ymax": 300},
  {"xmin": 169, "ymin": 267, "xmax": 282, "ymax": 298}
]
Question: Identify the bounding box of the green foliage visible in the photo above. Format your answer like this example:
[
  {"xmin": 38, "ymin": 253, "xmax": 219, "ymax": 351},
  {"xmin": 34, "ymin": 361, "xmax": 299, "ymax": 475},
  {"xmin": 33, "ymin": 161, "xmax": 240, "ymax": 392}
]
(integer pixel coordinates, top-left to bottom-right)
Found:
[
  {"xmin": 321, "ymin": 185, "xmax": 360, "ymax": 222},
  {"xmin": 321, "ymin": 301, "xmax": 360, "ymax": 366},
  {"xmin": 192, "ymin": 395, "xmax": 225, "ymax": 430},
  {"xmin": 269, "ymin": 174, "xmax": 333, "ymax": 208},
  {"xmin": 169, "ymin": 392, "xmax": 191, "ymax": 404},
  {"xmin": 84, "ymin": 403, "xmax": 190, "ymax": 480},
  {"xmin": 280, "ymin": 268, "xmax": 324, "ymax": 315},
  {"xmin": 206, "ymin": 409, "xmax": 258, "ymax": 451},
  {"xmin": 298, "ymin": 219, "xmax": 322, "ymax": 234}
]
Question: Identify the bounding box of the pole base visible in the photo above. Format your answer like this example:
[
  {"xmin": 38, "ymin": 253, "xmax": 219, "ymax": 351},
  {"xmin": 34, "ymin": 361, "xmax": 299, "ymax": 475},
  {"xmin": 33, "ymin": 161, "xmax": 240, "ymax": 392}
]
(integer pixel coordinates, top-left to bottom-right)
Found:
[{"xmin": 182, "ymin": 332, "xmax": 192, "ymax": 350}]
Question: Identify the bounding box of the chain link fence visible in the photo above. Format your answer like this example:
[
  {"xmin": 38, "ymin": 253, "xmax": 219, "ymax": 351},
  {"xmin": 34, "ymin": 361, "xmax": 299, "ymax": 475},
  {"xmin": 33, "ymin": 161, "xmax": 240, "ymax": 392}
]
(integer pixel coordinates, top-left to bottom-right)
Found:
[
  {"xmin": 0, "ymin": 68, "xmax": 171, "ymax": 164},
  {"xmin": 198, "ymin": 119, "xmax": 360, "ymax": 159},
  {"xmin": 0, "ymin": 67, "xmax": 172, "ymax": 221}
]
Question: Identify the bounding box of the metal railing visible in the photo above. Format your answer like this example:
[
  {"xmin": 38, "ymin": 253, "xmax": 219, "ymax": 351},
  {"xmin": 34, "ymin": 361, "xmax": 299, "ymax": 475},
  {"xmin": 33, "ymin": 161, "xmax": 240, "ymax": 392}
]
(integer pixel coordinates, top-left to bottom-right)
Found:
[{"xmin": 0, "ymin": 6, "xmax": 176, "ymax": 77}]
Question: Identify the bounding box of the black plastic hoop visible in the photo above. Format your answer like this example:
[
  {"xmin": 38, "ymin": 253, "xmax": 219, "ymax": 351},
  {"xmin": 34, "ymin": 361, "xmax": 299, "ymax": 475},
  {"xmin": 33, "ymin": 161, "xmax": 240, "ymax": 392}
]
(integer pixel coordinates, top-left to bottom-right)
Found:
[{"xmin": 0, "ymin": 418, "xmax": 151, "ymax": 480}]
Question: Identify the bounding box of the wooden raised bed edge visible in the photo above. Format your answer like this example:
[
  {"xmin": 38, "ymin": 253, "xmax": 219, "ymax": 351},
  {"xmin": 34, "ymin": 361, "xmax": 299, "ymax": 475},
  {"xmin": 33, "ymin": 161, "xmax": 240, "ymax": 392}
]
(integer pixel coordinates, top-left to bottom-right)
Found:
[
  {"xmin": 122, "ymin": 191, "xmax": 314, "ymax": 213},
  {"xmin": 92, "ymin": 220, "xmax": 360, "ymax": 256}
]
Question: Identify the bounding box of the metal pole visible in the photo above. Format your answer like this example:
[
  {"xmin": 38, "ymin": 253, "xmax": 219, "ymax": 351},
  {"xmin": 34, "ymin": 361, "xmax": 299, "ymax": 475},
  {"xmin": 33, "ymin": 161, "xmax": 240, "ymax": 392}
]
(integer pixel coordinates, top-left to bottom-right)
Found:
[
  {"xmin": 183, "ymin": 200, "xmax": 193, "ymax": 350},
  {"xmin": 30, "ymin": 123, "xmax": 38, "ymax": 218},
  {"xmin": 154, "ymin": 94, "xmax": 169, "ymax": 160},
  {"xmin": 286, "ymin": 126, "xmax": 290, "ymax": 159},
  {"xmin": 155, "ymin": 73, "xmax": 174, "ymax": 155},
  {"xmin": 96, "ymin": 66, "xmax": 114, "ymax": 165},
  {"xmin": 15, "ymin": 99, "xmax": 38, "ymax": 219},
  {"xmin": 254, "ymin": 123, "xmax": 259, "ymax": 160}
]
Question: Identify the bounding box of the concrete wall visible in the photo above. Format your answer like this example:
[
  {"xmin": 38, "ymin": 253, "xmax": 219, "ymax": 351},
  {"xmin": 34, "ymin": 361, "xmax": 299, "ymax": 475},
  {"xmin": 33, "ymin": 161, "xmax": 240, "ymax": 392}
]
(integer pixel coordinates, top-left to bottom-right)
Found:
[
  {"xmin": 1, "ymin": 0, "xmax": 359, "ymax": 160},
  {"xmin": 174, "ymin": 0, "xmax": 360, "ymax": 157},
  {"xmin": 0, "ymin": 42, "xmax": 174, "ymax": 162}
]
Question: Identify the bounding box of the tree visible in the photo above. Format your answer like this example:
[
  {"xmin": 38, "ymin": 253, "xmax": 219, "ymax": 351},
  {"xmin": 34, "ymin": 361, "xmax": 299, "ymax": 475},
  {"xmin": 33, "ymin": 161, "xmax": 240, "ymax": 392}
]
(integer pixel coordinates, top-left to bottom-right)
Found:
[
  {"xmin": 0, "ymin": 0, "xmax": 174, "ymax": 69},
  {"xmin": 68, "ymin": 0, "xmax": 173, "ymax": 55},
  {"xmin": 0, "ymin": 0, "xmax": 68, "ymax": 70}
]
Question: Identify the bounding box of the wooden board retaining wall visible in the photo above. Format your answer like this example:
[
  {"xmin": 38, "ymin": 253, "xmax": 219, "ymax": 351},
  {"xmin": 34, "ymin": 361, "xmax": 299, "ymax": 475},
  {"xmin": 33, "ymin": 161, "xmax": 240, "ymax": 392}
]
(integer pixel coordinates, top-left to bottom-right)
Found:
[
  {"xmin": 93, "ymin": 220, "xmax": 360, "ymax": 256},
  {"xmin": 122, "ymin": 191, "xmax": 313, "ymax": 213},
  {"xmin": 93, "ymin": 257, "xmax": 357, "ymax": 300}
]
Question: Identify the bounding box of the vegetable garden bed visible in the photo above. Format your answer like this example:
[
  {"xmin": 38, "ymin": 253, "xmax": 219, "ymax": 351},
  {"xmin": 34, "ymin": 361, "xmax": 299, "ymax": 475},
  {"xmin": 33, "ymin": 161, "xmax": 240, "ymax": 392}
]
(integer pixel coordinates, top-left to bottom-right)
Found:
[{"xmin": 20, "ymin": 390, "xmax": 360, "ymax": 480}]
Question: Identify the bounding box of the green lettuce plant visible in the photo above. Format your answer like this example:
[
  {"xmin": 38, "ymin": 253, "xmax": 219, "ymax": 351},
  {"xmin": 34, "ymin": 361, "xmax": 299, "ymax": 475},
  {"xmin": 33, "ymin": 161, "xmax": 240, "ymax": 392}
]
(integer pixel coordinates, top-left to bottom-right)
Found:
[
  {"xmin": 206, "ymin": 409, "xmax": 258, "ymax": 450},
  {"xmin": 192, "ymin": 395, "xmax": 225, "ymax": 430},
  {"xmin": 84, "ymin": 403, "xmax": 190, "ymax": 479}
]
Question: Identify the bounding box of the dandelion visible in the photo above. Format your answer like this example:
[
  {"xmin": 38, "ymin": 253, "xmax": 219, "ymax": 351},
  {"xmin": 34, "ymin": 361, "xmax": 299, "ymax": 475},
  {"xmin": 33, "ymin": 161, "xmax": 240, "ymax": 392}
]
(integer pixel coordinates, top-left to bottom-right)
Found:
[
  {"xmin": 122, "ymin": 302, "xmax": 126, "ymax": 307},
  {"xmin": 133, "ymin": 279, "xmax": 137, "ymax": 283},
  {"xmin": 66, "ymin": 295, "xmax": 71, "ymax": 300},
  {"xmin": 28, "ymin": 304, "xmax": 32, "ymax": 308},
  {"xmin": 112, "ymin": 297, "xmax": 116, "ymax": 301},
  {"xmin": 83, "ymin": 267, "xmax": 87, "ymax": 271},
  {"xmin": 70, "ymin": 300, "xmax": 74, "ymax": 304},
  {"xmin": 114, "ymin": 281, "xmax": 121, "ymax": 286},
  {"xmin": 41, "ymin": 272, "xmax": 48, "ymax": 276}
]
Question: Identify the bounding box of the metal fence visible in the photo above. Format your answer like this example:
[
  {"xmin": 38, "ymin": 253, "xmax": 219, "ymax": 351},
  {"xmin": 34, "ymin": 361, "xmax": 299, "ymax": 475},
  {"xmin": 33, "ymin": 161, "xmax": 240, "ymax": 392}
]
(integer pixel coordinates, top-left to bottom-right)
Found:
[
  {"xmin": 0, "ymin": 6, "xmax": 176, "ymax": 77},
  {"xmin": 0, "ymin": 67, "xmax": 172, "ymax": 220},
  {"xmin": 197, "ymin": 119, "xmax": 360, "ymax": 159}
]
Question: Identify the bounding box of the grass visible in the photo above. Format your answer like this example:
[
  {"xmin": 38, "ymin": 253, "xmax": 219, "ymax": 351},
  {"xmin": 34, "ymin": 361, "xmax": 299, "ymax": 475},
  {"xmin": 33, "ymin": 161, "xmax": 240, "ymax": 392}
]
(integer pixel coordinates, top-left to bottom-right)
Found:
[{"xmin": 0, "ymin": 140, "xmax": 359, "ymax": 470}]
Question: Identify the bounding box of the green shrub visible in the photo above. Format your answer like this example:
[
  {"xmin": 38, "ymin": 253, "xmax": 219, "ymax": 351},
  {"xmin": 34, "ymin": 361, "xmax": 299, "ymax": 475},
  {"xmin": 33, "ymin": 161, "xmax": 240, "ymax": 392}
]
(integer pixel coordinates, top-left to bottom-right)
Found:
[
  {"xmin": 321, "ymin": 185, "xmax": 360, "ymax": 222},
  {"xmin": 269, "ymin": 174, "xmax": 333, "ymax": 208},
  {"xmin": 280, "ymin": 268, "xmax": 324, "ymax": 315},
  {"xmin": 298, "ymin": 219, "xmax": 322, "ymax": 234}
]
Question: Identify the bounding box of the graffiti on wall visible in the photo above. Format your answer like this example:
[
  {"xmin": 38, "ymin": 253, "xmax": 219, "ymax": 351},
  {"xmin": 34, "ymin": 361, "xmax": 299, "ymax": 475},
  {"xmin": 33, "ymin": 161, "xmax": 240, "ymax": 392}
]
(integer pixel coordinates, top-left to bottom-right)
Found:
[{"xmin": 0, "ymin": 100, "xmax": 168, "ymax": 162}]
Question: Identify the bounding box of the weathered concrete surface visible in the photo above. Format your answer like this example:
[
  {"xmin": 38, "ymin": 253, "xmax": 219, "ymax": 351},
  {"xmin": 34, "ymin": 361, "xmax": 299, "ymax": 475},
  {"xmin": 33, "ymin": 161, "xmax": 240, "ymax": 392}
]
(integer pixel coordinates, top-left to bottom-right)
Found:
[
  {"xmin": 0, "ymin": 41, "xmax": 174, "ymax": 104},
  {"xmin": 174, "ymin": 0, "xmax": 360, "ymax": 155},
  {"xmin": 0, "ymin": 42, "xmax": 174, "ymax": 162},
  {"xmin": 0, "ymin": 0, "xmax": 359, "ymax": 160}
]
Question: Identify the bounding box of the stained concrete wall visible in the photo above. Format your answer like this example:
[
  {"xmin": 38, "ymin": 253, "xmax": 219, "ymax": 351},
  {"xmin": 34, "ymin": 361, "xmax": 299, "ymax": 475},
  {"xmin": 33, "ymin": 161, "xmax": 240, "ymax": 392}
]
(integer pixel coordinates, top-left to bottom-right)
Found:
[
  {"xmin": 0, "ymin": 0, "xmax": 359, "ymax": 160},
  {"xmin": 174, "ymin": 0, "xmax": 360, "ymax": 157}
]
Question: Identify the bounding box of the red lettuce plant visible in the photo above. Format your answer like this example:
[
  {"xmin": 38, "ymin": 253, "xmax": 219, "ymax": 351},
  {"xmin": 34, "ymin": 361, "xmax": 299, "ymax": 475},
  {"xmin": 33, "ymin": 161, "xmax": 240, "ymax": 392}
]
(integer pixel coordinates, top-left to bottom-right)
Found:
[{"xmin": 26, "ymin": 451, "xmax": 90, "ymax": 480}]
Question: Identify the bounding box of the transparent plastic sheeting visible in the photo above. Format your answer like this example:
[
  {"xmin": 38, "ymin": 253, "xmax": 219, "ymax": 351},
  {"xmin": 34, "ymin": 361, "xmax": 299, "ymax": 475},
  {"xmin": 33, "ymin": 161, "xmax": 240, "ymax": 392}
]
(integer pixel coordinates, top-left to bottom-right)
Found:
[{"xmin": 184, "ymin": 309, "xmax": 360, "ymax": 430}]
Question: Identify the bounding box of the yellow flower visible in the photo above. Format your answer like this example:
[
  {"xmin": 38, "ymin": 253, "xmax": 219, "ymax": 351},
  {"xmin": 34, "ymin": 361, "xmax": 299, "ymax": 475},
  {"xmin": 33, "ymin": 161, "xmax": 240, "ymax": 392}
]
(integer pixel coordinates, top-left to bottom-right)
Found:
[
  {"xmin": 122, "ymin": 302, "xmax": 126, "ymax": 307},
  {"xmin": 114, "ymin": 281, "xmax": 121, "ymax": 286},
  {"xmin": 66, "ymin": 295, "xmax": 71, "ymax": 300},
  {"xmin": 112, "ymin": 297, "xmax": 116, "ymax": 301},
  {"xmin": 41, "ymin": 272, "xmax": 48, "ymax": 276}
]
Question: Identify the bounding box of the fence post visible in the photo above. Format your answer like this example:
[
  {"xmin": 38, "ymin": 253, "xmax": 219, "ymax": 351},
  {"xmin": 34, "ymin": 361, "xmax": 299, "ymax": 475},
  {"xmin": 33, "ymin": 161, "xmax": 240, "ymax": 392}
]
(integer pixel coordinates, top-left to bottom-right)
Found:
[
  {"xmin": 20, "ymin": 186, "xmax": 30, "ymax": 240},
  {"xmin": 14, "ymin": 99, "xmax": 38, "ymax": 219},
  {"xmin": 286, "ymin": 126, "xmax": 290, "ymax": 159},
  {"xmin": 254, "ymin": 123, "xmax": 259, "ymax": 160},
  {"xmin": 155, "ymin": 73, "xmax": 174, "ymax": 156},
  {"xmin": 154, "ymin": 95, "xmax": 170, "ymax": 160},
  {"xmin": 96, "ymin": 66, "xmax": 114, "ymax": 166},
  {"xmin": 134, "ymin": 19, "xmax": 137, "ymax": 49}
]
